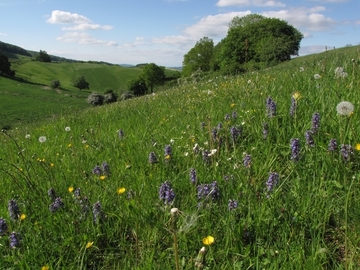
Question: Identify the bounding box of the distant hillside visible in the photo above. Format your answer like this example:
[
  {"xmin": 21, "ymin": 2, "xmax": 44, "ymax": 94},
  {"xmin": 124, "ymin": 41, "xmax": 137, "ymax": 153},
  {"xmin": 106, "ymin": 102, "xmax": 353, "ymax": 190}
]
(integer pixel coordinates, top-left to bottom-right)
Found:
[{"xmin": 0, "ymin": 40, "xmax": 32, "ymax": 58}]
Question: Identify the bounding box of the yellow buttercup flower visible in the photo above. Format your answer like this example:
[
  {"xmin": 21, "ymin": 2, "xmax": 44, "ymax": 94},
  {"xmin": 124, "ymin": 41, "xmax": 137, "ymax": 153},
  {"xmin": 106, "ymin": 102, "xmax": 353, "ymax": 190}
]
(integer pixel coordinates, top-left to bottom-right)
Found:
[
  {"xmin": 20, "ymin": 214, "xmax": 26, "ymax": 220},
  {"xmin": 68, "ymin": 186, "xmax": 74, "ymax": 193},
  {"xmin": 355, "ymin": 143, "xmax": 360, "ymax": 151},
  {"xmin": 41, "ymin": 266, "xmax": 50, "ymax": 270},
  {"xmin": 86, "ymin": 242, "xmax": 94, "ymax": 249},
  {"xmin": 292, "ymin": 92, "xmax": 301, "ymax": 100},
  {"xmin": 202, "ymin": 235, "xmax": 215, "ymax": 246},
  {"xmin": 100, "ymin": 175, "xmax": 106, "ymax": 180},
  {"xmin": 117, "ymin": 187, "xmax": 126, "ymax": 194},
  {"xmin": 230, "ymin": 103, "xmax": 235, "ymax": 108}
]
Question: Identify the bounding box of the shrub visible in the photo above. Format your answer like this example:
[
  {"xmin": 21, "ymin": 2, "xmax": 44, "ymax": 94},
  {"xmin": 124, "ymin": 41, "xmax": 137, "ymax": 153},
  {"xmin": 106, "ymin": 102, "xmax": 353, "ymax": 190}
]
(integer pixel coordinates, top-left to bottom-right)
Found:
[
  {"xmin": 50, "ymin": 80, "xmax": 61, "ymax": 89},
  {"xmin": 87, "ymin": 92, "xmax": 104, "ymax": 106},
  {"xmin": 120, "ymin": 92, "xmax": 134, "ymax": 101},
  {"xmin": 103, "ymin": 89, "xmax": 118, "ymax": 104}
]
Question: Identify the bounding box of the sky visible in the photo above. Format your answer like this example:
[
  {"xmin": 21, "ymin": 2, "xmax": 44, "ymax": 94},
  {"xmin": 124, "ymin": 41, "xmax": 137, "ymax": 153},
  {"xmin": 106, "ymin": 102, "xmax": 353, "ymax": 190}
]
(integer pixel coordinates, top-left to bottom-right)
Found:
[{"xmin": 0, "ymin": 0, "xmax": 359, "ymax": 67}]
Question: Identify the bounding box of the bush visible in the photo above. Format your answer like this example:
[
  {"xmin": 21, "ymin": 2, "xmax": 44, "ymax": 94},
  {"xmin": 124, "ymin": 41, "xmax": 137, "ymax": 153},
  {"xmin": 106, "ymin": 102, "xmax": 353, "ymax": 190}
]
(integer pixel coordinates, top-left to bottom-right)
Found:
[
  {"xmin": 50, "ymin": 80, "xmax": 61, "ymax": 89},
  {"xmin": 87, "ymin": 92, "xmax": 104, "ymax": 106},
  {"xmin": 120, "ymin": 92, "xmax": 134, "ymax": 101},
  {"xmin": 103, "ymin": 89, "xmax": 118, "ymax": 104}
]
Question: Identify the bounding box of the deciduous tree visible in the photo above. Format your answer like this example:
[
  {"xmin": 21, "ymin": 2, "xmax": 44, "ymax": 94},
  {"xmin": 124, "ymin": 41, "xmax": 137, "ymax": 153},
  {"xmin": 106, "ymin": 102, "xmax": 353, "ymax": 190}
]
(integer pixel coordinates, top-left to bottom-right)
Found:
[
  {"xmin": 73, "ymin": 75, "xmax": 89, "ymax": 91},
  {"xmin": 140, "ymin": 63, "xmax": 165, "ymax": 93},
  {"xmin": 0, "ymin": 52, "xmax": 15, "ymax": 76}
]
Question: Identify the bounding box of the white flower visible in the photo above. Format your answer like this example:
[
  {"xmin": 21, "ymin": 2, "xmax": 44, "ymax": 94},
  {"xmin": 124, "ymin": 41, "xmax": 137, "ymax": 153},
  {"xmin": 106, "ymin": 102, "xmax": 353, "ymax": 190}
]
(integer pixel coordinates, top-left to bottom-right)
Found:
[
  {"xmin": 208, "ymin": 149, "xmax": 217, "ymax": 156},
  {"xmin": 336, "ymin": 101, "xmax": 354, "ymax": 116},
  {"xmin": 65, "ymin": 127, "xmax": 71, "ymax": 132},
  {"xmin": 299, "ymin": 67, "xmax": 304, "ymax": 72},
  {"xmin": 314, "ymin": 74, "xmax": 321, "ymax": 79},
  {"xmin": 38, "ymin": 136, "xmax": 47, "ymax": 143},
  {"xmin": 184, "ymin": 152, "xmax": 189, "ymax": 156},
  {"xmin": 25, "ymin": 134, "xmax": 30, "ymax": 139},
  {"xmin": 170, "ymin": 139, "xmax": 175, "ymax": 144}
]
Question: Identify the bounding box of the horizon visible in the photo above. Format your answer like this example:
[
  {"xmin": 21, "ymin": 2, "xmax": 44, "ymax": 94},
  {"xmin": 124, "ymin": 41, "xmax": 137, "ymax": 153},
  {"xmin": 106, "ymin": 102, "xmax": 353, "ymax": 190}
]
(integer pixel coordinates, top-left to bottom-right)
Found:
[{"xmin": 0, "ymin": 0, "xmax": 359, "ymax": 67}]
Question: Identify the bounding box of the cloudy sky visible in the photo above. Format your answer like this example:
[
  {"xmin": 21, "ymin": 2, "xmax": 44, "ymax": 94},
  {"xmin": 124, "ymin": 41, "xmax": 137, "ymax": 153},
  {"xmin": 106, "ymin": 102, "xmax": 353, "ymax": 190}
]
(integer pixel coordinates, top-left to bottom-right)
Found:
[{"xmin": 0, "ymin": 0, "xmax": 359, "ymax": 67}]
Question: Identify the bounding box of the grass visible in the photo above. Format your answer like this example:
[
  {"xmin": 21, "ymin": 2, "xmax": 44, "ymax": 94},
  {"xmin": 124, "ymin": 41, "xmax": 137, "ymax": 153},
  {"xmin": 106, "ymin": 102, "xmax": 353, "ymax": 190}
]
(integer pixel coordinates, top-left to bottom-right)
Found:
[{"xmin": 1, "ymin": 45, "xmax": 360, "ymax": 269}]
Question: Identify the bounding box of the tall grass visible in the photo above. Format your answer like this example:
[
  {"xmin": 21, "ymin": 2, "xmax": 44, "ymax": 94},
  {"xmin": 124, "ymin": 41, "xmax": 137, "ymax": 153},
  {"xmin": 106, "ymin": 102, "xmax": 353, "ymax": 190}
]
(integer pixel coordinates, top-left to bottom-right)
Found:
[{"xmin": 1, "ymin": 46, "xmax": 360, "ymax": 269}]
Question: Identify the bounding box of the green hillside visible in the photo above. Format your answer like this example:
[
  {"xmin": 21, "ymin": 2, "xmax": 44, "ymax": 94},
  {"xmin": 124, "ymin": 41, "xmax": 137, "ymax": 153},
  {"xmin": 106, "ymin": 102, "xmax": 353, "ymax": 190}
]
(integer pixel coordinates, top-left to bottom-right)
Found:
[{"xmin": 1, "ymin": 44, "xmax": 360, "ymax": 269}]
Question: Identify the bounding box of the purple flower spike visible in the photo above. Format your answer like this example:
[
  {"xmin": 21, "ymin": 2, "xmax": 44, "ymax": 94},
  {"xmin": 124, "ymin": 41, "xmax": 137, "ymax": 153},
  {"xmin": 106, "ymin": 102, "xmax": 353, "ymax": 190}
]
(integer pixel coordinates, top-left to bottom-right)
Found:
[
  {"xmin": 8, "ymin": 199, "xmax": 20, "ymax": 221},
  {"xmin": 328, "ymin": 139, "xmax": 337, "ymax": 152},
  {"xmin": 159, "ymin": 181, "xmax": 175, "ymax": 205},
  {"xmin": 266, "ymin": 97, "xmax": 276, "ymax": 118},
  {"xmin": 311, "ymin": 113, "xmax": 320, "ymax": 133},
  {"xmin": 290, "ymin": 138, "xmax": 301, "ymax": 161}
]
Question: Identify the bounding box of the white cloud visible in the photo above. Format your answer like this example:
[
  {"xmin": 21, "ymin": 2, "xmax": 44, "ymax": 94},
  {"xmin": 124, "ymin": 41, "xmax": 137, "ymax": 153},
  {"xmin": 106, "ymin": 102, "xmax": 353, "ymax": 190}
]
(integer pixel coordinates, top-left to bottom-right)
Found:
[
  {"xmin": 216, "ymin": 0, "xmax": 286, "ymax": 7},
  {"xmin": 0, "ymin": 32, "xmax": 7, "ymax": 36},
  {"xmin": 47, "ymin": 10, "xmax": 90, "ymax": 25},
  {"xmin": 261, "ymin": 7, "xmax": 336, "ymax": 32},
  {"xmin": 62, "ymin": 23, "xmax": 113, "ymax": 31},
  {"xmin": 56, "ymin": 32, "xmax": 118, "ymax": 46},
  {"xmin": 152, "ymin": 35, "xmax": 196, "ymax": 45},
  {"xmin": 309, "ymin": 0, "xmax": 349, "ymax": 3}
]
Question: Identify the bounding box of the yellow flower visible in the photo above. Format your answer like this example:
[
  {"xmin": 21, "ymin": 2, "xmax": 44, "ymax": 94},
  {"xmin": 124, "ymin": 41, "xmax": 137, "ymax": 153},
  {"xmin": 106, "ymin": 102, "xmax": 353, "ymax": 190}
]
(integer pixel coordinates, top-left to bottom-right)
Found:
[
  {"xmin": 117, "ymin": 187, "xmax": 126, "ymax": 194},
  {"xmin": 99, "ymin": 175, "xmax": 106, "ymax": 180},
  {"xmin": 165, "ymin": 155, "xmax": 171, "ymax": 160},
  {"xmin": 230, "ymin": 103, "xmax": 235, "ymax": 108},
  {"xmin": 355, "ymin": 143, "xmax": 360, "ymax": 151},
  {"xmin": 85, "ymin": 145, "xmax": 89, "ymax": 149},
  {"xmin": 292, "ymin": 92, "xmax": 301, "ymax": 100},
  {"xmin": 50, "ymin": 163, "xmax": 54, "ymax": 167},
  {"xmin": 86, "ymin": 242, "xmax": 94, "ymax": 249},
  {"xmin": 202, "ymin": 235, "xmax": 215, "ymax": 246},
  {"xmin": 41, "ymin": 266, "xmax": 50, "ymax": 270},
  {"xmin": 20, "ymin": 214, "xmax": 26, "ymax": 220},
  {"xmin": 68, "ymin": 186, "xmax": 74, "ymax": 193},
  {"xmin": 68, "ymin": 143, "xmax": 72, "ymax": 148}
]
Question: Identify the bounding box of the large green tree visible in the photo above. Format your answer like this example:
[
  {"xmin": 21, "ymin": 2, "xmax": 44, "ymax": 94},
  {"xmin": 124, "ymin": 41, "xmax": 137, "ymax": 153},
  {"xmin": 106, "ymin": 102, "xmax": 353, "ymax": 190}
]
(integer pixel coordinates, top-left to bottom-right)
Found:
[
  {"xmin": 182, "ymin": 37, "xmax": 214, "ymax": 77},
  {"xmin": 0, "ymin": 52, "xmax": 15, "ymax": 76},
  {"xmin": 140, "ymin": 63, "xmax": 165, "ymax": 93},
  {"xmin": 36, "ymin": 50, "xmax": 51, "ymax": 62},
  {"xmin": 219, "ymin": 14, "xmax": 303, "ymax": 73}
]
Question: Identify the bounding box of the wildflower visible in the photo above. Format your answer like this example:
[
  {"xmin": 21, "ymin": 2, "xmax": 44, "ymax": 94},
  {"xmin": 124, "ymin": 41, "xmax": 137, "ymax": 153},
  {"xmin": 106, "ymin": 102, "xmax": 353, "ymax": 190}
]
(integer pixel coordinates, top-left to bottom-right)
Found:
[
  {"xmin": 217, "ymin": 122, "xmax": 223, "ymax": 130},
  {"xmin": 224, "ymin": 113, "xmax": 230, "ymax": 121},
  {"xmin": 202, "ymin": 235, "xmax": 215, "ymax": 246},
  {"xmin": 292, "ymin": 91, "xmax": 301, "ymax": 100},
  {"xmin": 290, "ymin": 138, "xmax": 301, "ymax": 161},
  {"xmin": 208, "ymin": 149, "xmax": 217, "ymax": 157},
  {"xmin": 8, "ymin": 199, "xmax": 20, "ymax": 220},
  {"xmin": 164, "ymin": 145, "xmax": 172, "ymax": 158},
  {"xmin": 328, "ymin": 139, "xmax": 338, "ymax": 152},
  {"xmin": 230, "ymin": 103, "xmax": 235, "ymax": 108},
  {"xmin": 99, "ymin": 175, "xmax": 106, "ymax": 180},
  {"xmin": 228, "ymin": 199, "xmax": 238, "ymax": 210},
  {"xmin": 118, "ymin": 129, "xmax": 124, "ymax": 138},
  {"xmin": 243, "ymin": 154, "xmax": 251, "ymax": 168},
  {"xmin": 336, "ymin": 101, "xmax": 354, "ymax": 116},
  {"xmin": 289, "ymin": 97, "xmax": 297, "ymax": 117},
  {"xmin": 20, "ymin": 214, "xmax": 26, "ymax": 221},
  {"xmin": 159, "ymin": 181, "xmax": 175, "ymax": 205},
  {"xmin": 92, "ymin": 201, "xmax": 106, "ymax": 224},
  {"xmin": 194, "ymin": 246, "xmax": 207, "ymax": 268},
  {"xmin": 193, "ymin": 143, "xmax": 200, "ymax": 154},
  {"xmin": 42, "ymin": 266, "xmax": 50, "ymax": 270},
  {"xmin": 102, "ymin": 162, "xmax": 111, "ymax": 175},
  {"xmin": 335, "ymin": 67, "xmax": 347, "ymax": 78},
  {"xmin": 197, "ymin": 181, "xmax": 220, "ymax": 201},
  {"xmin": 117, "ymin": 187, "xmax": 126, "ymax": 194},
  {"xmin": 74, "ymin": 188, "xmax": 81, "ymax": 199},
  {"xmin": 49, "ymin": 197, "xmax": 64, "ymax": 212},
  {"xmin": 232, "ymin": 111, "xmax": 237, "ymax": 119},
  {"xmin": 38, "ymin": 136, "xmax": 47, "ymax": 143},
  {"xmin": 299, "ymin": 67, "xmax": 304, "ymax": 72},
  {"xmin": 262, "ymin": 122, "xmax": 269, "ymax": 139},
  {"xmin": 314, "ymin": 74, "xmax": 321, "ymax": 79},
  {"xmin": 148, "ymin": 152, "xmax": 158, "ymax": 164},
  {"xmin": 48, "ymin": 188, "xmax": 57, "ymax": 201},
  {"xmin": 340, "ymin": 144, "xmax": 353, "ymax": 162},
  {"xmin": 311, "ymin": 112, "xmax": 320, "ymax": 133},
  {"xmin": 211, "ymin": 128, "xmax": 217, "ymax": 142},
  {"xmin": 9, "ymin": 231, "xmax": 20, "ymax": 248},
  {"xmin": 305, "ymin": 130, "xmax": 315, "ymax": 147},
  {"xmin": 355, "ymin": 144, "xmax": 360, "ymax": 151},
  {"xmin": 65, "ymin": 126, "xmax": 71, "ymax": 132},
  {"xmin": 86, "ymin": 242, "xmax": 94, "ymax": 249},
  {"xmin": 266, "ymin": 172, "xmax": 279, "ymax": 194},
  {"xmin": 0, "ymin": 218, "xmax": 8, "ymax": 235},
  {"xmin": 68, "ymin": 186, "xmax": 74, "ymax": 193},
  {"xmin": 189, "ymin": 168, "xmax": 197, "ymax": 184},
  {"xmin": 202, "ymin": 150, "xmax": 210, "ymax": 164},
  {"xmin": 79, "ymin": 196, "xmax": 90, "ymax": 219},
  {"xmin": 92, "ymin": 165, "xmax": 102, "ymax": 175},
  {"xmin": 266, "ymin": 97, "xmax": 276, "ymax": 117},
  {"xmin": 25, "ymin": 134, "xmax": 30, "ymax": 139},
  {"xmin": 230, "ymin": 126, "xmax": 242, "ymax": 142}
]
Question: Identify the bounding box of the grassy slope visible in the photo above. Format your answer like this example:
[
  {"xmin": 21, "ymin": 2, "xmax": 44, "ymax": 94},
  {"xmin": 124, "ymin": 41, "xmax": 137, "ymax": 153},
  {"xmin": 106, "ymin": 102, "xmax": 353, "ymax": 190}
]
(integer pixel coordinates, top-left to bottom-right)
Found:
[{"xmin": 1, "ymin": 45, "xmax": 360, "ymax": 269}]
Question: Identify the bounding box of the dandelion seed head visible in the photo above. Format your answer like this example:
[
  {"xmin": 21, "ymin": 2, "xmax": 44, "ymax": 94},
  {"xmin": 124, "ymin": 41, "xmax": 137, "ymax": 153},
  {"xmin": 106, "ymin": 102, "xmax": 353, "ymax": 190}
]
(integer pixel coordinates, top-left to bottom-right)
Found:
[
  {"xmin": 38, "ymin": 136, "xmax": 47, "ymax": 143},
  {"xmin": 336, "ymin": 101, "xmax": 354, "ymax": 116}
]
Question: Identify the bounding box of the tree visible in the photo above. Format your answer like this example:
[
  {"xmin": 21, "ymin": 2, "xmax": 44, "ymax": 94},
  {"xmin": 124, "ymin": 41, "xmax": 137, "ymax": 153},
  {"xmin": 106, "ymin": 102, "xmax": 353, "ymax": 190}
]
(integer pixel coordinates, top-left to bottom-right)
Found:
[
  {"xmin": 103, "ymin": 88, "xmax": 118, "ymax": 104},
  {"xmin": 50, "ymin": 80, "xmax": 61, "ymax": 89},
  {"xmin": 73, "ymin": 75, "xmax": 89, "ymax": 91},
  {"xmin": 36, "ymin": 50, "xmax": 51, "ymax": 62},
  {"xmin": 0, "ymin": 52, "xmax": 15, "ymax": 76},
  {"xmin": 140, "ymin": 63, "xmax": 165, "ymax": 93},
  {"xmin": 182, "ymin": 37, "xmax": 214, "ymax": 77},
  {"xmin": 219, "ymin": 14, "xmax": 303, "ymax": 73},
  {"xmin": 127, "ymin": 77, "xmax": 148, "ymax": 96}
]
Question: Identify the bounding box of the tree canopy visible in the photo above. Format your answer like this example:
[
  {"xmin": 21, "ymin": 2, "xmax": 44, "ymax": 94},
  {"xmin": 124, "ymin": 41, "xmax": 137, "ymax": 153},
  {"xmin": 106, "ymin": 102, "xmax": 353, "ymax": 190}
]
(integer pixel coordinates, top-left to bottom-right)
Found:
[
  {"xmin": 36, "ymin": 50, "xmax": 51, "ymax": 62},
  {"xmin": 182, "ymin": 14, "xmax": 303, "ymax": 75},
  {"xmin": 73, "ymin": 75, "xmax": 90, "ymax": 91},
  {"xmin": 0, "ymin": 51, "xmax": 15, "ymax": 76},
  {"xmin": 140, "ymin": 63, "xmax": 165, "ymax": 93},
  {"xmin": 182, "ymin": 37, "xmax": 214, "ymax": 77}
]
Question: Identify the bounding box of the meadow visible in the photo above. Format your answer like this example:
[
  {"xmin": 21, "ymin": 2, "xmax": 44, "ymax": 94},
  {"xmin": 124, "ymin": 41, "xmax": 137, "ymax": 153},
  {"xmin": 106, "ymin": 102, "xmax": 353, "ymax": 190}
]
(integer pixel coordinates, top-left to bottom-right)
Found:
[{"xmin": 1, "ymin": 45, "xmax": 360, "ymax": 269}]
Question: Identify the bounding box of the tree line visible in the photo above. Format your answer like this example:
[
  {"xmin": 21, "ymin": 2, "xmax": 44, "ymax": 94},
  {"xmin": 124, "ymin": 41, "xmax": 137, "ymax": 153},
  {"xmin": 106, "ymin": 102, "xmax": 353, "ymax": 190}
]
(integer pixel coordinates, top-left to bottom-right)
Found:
[{"xmin": 182, "ymin": 14, "xmax": 304, "ymax": 76}]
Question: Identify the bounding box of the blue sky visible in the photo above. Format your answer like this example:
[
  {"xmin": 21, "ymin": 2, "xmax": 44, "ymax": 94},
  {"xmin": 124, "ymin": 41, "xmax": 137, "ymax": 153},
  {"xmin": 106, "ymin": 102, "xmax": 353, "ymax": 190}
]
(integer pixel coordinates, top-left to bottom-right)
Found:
[{"xmin": 0, "ymin": 0, "xmax": 359, "ymax": 66}]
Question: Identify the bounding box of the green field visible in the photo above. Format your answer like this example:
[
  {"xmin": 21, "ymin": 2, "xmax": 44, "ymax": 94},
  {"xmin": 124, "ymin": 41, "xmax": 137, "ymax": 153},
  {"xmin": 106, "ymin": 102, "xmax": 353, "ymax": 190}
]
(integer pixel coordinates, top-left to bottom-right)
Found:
[{"xmin": 1, "ymin": 45, "xmax": 360, "ymax": 269}]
